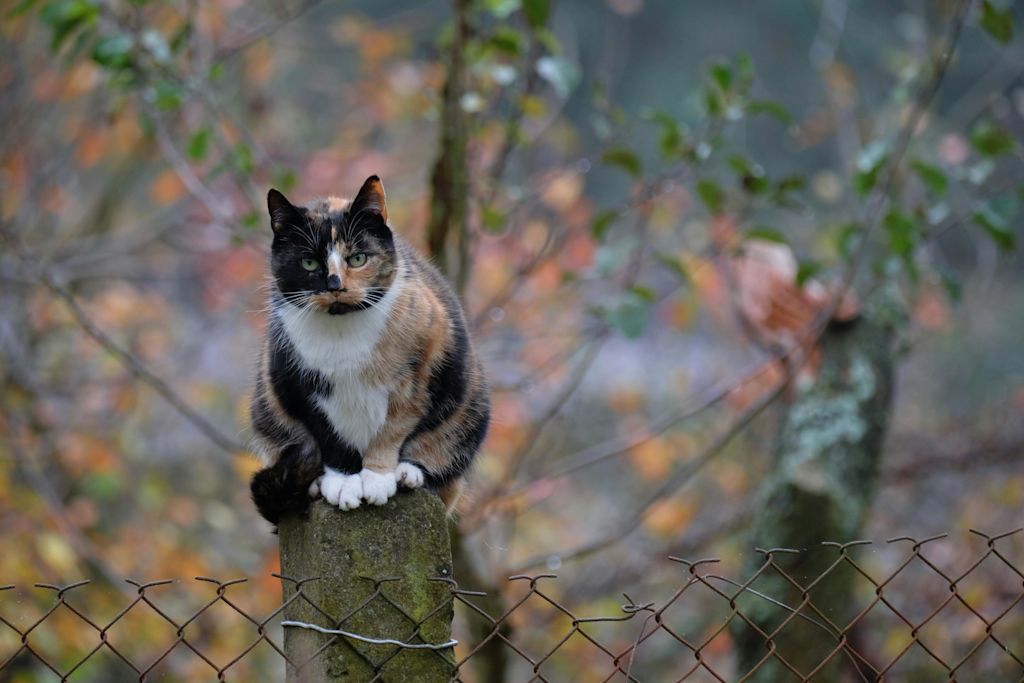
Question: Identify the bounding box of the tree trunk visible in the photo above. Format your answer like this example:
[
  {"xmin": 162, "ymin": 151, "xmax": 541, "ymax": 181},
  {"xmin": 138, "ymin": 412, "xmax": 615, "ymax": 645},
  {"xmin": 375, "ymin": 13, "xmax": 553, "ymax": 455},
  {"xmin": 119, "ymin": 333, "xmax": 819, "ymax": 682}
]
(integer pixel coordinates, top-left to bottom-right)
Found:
[
  {"xmin": 425, "ymin": 0, "xmax": 472, "ymax": 293},
  {"xmin": 278, "ymin": 490, "xmax": 454, "ymax": 682},
  {"xmin": 425, "ymin": 3, "xmax": 513, "ymax": 681},
  {"xmin": 733, "ymin": 314, "xmax": 895, "ymax": 682}
]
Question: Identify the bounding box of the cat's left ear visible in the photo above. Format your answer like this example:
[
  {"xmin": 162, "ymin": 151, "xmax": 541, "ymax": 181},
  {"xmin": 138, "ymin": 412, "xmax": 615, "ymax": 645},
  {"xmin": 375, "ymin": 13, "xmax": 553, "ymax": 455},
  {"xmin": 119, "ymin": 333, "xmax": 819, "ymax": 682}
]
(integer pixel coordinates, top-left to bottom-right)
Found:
[
  {"xmin": 267, "ymin": 188, "xmax": 303, "ymax": 234},
  {"xmin": 351, "ymin": 175, "xmax": 389, "ymax": 225}
]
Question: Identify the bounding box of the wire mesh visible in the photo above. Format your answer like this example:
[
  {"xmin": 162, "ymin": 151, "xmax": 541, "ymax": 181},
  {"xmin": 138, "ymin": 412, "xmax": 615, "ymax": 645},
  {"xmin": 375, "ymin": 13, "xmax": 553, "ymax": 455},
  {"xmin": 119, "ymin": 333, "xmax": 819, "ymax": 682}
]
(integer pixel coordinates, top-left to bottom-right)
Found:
[{"xmin": 1, "ymin": 528, "xmax": 1021, "ymax": 682}]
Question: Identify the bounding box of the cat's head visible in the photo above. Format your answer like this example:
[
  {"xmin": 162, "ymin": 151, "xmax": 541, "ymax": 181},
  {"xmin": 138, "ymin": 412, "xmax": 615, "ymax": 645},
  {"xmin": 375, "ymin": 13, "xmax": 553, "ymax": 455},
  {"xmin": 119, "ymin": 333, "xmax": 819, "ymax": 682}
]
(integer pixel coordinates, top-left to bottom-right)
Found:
[{"xmin": 266, "ymin": 176, "xmax": 397, "ymax": 315}]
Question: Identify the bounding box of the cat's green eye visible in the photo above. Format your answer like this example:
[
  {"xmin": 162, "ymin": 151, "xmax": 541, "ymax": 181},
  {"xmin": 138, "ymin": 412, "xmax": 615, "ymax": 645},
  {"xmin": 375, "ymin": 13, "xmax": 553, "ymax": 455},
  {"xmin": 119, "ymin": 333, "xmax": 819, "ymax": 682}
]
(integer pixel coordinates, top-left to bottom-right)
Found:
[
  {"xmin": 301, "ymin": 258, "xmax": 319, "ymax": 271},
  {"xmin": 347, "ymin": 253, "xmax": 368, "ymax": 268}
]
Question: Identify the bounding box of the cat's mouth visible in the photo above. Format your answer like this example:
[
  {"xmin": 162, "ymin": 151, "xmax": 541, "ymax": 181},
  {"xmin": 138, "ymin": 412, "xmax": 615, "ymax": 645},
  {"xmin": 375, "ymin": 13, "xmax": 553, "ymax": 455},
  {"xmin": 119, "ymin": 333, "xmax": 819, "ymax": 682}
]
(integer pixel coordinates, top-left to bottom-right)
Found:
[
  {"xmin": 326, "ymin": 301, "xmax": 371, "ymax": 315},
  {"xmin": 306, "ymin": 291, "xmax": 367, "ymax": 314}
]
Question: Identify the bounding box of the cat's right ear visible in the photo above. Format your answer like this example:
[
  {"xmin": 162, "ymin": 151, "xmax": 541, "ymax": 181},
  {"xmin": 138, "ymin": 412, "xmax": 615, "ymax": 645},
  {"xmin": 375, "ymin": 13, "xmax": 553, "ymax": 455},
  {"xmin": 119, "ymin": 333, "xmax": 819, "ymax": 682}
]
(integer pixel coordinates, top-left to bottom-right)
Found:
[{"xmin": 268, "ymin": 189, "xmax": 301, "ymax": 233}]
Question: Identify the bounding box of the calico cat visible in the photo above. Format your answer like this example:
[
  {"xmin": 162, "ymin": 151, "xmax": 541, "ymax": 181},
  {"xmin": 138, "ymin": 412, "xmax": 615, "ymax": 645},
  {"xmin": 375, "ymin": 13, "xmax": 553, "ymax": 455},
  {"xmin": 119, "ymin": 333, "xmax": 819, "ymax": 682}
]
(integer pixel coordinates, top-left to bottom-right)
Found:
[{"xmin": 249, "ymin": 176, "xmax": 490, "ymax": 525}]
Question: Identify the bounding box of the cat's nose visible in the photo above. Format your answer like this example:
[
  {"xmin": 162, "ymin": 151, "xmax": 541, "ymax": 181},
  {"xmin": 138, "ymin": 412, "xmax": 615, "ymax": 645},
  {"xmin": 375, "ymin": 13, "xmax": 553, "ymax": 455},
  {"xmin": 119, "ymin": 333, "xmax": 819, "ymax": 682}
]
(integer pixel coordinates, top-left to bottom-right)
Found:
[{"xmin": 327, "ymin": 275, "xmax": 344, "ymax": 292}]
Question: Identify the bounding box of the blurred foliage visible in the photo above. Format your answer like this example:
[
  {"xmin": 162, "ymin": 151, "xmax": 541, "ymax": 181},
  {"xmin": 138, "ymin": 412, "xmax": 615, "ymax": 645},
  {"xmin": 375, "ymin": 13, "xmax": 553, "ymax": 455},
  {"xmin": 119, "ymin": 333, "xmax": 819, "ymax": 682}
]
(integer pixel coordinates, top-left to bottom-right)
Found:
[{"xmin": 1, "ymin": 0, "xmax": 1024, "ymax": 680}]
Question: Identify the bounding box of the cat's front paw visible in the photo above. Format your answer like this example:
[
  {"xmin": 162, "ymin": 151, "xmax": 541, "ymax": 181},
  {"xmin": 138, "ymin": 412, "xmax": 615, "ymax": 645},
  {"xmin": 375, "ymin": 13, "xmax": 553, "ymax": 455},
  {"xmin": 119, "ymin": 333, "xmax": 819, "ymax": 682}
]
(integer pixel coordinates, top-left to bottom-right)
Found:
[
  {"xmin": 308, "ymin": 476, "xmax": 322, "ymax": 499},
  {"xmin": 395, "ymin": 462, "xmax": 425, "ymax": 489},
  {"xmin": 320, "ymin": 469, "xmax": 362, "ymax": 510},
  {"xmin": 360, "ymin": 469, "xmax": 397, "ymax": 505}
]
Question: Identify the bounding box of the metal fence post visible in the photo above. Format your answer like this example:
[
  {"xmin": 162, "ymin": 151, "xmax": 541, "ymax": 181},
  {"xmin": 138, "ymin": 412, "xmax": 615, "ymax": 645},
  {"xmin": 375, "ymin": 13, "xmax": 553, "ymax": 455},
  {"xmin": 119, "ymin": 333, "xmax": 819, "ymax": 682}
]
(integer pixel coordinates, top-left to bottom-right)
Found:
[{"xmin": 278, "ymin": 489, "xmax": 455, "ymax": 682}]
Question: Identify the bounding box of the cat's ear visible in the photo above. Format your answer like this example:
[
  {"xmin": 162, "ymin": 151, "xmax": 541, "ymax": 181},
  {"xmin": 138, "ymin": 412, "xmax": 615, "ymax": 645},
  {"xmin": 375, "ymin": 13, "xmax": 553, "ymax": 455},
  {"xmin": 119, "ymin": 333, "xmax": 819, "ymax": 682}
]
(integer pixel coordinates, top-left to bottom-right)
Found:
[
  {"xmin": 351, "ymin": 175, "xmax": 389, "ymax": 224},
  {"xmin": 267, "ymin": 188, "xmax": 302, "ymax": 233}
]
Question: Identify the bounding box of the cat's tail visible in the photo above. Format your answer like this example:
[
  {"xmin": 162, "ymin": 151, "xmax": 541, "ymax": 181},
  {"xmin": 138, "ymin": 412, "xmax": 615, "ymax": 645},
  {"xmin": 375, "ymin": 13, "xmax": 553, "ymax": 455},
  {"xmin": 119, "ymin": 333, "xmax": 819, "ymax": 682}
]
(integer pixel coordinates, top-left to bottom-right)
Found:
[{"xmin": 250, "ymin": 445, "xmax": 322, "ymax": 527}]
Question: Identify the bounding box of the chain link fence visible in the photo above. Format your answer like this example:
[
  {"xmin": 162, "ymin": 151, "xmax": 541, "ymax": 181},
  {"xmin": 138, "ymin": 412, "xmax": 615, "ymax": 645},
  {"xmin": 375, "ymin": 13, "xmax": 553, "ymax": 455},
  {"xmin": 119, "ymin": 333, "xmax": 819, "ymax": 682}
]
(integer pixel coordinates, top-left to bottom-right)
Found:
[{"xmin": 1, "ymin": 528, "xmax": 1022, "ymax": 682}]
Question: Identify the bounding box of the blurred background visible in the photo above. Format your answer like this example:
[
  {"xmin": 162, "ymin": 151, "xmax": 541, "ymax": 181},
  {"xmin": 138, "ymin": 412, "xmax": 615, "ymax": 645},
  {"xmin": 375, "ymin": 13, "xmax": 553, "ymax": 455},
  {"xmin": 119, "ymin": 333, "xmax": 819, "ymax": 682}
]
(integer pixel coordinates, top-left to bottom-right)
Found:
[{"xmin": 1, "ymin": 0, "xmax": 1022, "ymax": 680}]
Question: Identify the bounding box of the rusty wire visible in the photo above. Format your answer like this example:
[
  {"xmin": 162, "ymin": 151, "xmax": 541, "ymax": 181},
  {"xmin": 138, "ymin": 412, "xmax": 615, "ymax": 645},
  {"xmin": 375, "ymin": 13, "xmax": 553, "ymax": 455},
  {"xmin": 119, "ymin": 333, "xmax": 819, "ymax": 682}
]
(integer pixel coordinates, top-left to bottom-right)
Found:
[{"xmin": 0, "ymin": 529, "xmax": 1022, "ymax": 681}]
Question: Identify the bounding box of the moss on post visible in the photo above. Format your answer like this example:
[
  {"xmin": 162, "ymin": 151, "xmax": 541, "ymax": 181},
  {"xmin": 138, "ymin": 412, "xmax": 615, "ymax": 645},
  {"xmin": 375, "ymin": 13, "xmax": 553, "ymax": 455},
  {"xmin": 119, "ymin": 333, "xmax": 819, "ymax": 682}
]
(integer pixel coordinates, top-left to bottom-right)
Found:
[{"xmin": 279, "ymin": 489, "xmax": 455, "ymax": 682}]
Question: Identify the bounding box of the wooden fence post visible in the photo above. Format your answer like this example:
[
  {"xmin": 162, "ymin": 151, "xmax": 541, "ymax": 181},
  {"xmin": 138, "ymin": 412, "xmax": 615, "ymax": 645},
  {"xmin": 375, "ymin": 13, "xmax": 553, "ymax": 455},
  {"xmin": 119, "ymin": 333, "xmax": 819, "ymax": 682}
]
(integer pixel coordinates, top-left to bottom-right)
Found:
[{"xmin": 278, "ymin": 489, "xmax": 455, "ymax": 682}]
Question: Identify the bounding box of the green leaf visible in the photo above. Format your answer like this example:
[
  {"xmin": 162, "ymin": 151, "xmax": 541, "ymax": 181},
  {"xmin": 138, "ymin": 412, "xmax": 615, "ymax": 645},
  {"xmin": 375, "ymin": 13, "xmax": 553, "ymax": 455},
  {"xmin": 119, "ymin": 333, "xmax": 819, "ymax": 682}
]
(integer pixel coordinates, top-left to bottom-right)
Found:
[
  {"xmin": 854, "ymin": 141, "xmax": 889, "ymax": 197},
  {"xmin": 488, "ymin": 26, "xmax": 522, "ymax": 55},
  {"xmin": 604, "ymin": 292, "xmax": 651, "ymax": 339},
  {"xmin": 272, "ymin": 167, "xmax": 297, "ymax": 193},
  {"xmin": 974, "ymin": 205, "xmax": 1016, "ymax": 251},
  {"xmin": 151, "ymin": 81, "xmax": 184, "ymax": 110},
  {"xmin": 591, "ymin": 209, "xmax": 618, "ymax": 240},
  {"xmin": 835, "ymin": 222, "xmax": 862, "ymax": 261},
  {"xmin": 231, "ymin": 143, "xmax": 254, "ymax": 174},
  {"xmin": 91, "ymin": 32, "xmax": 134, "ymax": 69},
  {"xmin": 910, "ymin": 158, "xmax": 947, "ymax": 197},
  {"xmin": 601, "ymin": 147, "xmax": 642, "ymax": 178},
  {"xmin": 169, "ymin": 19, "xmax": 192, "ymax": 54},
  {"xmin": 745, "ymin": 226, "xmax": 788, "ymax": 244},
  {"xmin": 523, "ymin": 0, "xmax": 549, "ymax": 28},
  {"xmin": 747, "ymin": 99, "xmax": 793, "ymax": 124},
  {"xmin": 6, "ymin": 0, "xmax": 41, "ymax": 19},
  {"xmin": 980, "ymin": 0, "xmax": 1014, "ymax": 44},
  {"xmin": 697, "ymin": 179, "xmax": 725, "ymax": 215},
  {"xmin": 729, "ymin": 155, "xmax": 768, "ymax": 194},
  {"xmin": 485, "ymin": 0, "xmax": 521, "ymax": 19},
  {"xmin": 727, "ymin": 154, "xmax": 751, "ymax": 176},
  {"xmin": 82, "ymin": 472, "xmax": 122, "ymax": 500},
  {"xmin": 710, "ymin": 61, "xmax": 732, "ymax": 92},
  {"xmin": 242, "ymin": 211, "xmax": 260, "ymax": 229},
  {"xmin": 656, "ymin": 252, "xmax": 689, "ymax": 282},
  {"xmin": 533, "ymin": 26, "xmax": 561, "ymax": 53},
  {"xmin": 186, "ymin": 128, "xmax": 211, "ymax": 162},
  {"xmin": 642, "ymin": 110, "xmax": 683, "ymax": 158},
  {"xmin": 629, "ymin": 284, "xmax": 656, "ymax": 303},
  {"xmin": 41, "ymin": 0, "xmax": 99, "ymax": 51},
  {"xmin": 884, "ymin": 209, "xmax": 918, "ymax": 258},
  {"xmin": 775, "ymin": 175, "xmax": 806, "ymax": 195},
  {"xmin": 970, "ymin": 121, "xmax": 1015, "ymax": 158},
  {"xmin": 703, "ymin": 87, "xmax": 723, "ymax": 118},
  {"xmin": 795, "ymin": 259, "xmax": 821, "ymax": 287},
  {"xmin": 481, "ymin": 205, "xmax": 506, "ymax": 233}
]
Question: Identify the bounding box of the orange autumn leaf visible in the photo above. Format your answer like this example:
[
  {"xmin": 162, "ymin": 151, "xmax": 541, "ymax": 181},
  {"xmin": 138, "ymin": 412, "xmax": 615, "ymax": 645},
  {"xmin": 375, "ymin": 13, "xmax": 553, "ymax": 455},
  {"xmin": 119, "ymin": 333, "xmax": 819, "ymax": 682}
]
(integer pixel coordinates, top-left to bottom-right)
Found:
[
  {"xmin": 150, "ymin": 169, "xmax": 186, "ymax": 204},
  {"xmin": 644, "ymin": 498, "xmax": 696, "ymax": 538},
  {"xmin": 75, "ymin": 129, "xmax": 109, "ymax": 168},
  {"xmin": 628, "ymin": 436, "xmax": 674, "ymax": 481}
]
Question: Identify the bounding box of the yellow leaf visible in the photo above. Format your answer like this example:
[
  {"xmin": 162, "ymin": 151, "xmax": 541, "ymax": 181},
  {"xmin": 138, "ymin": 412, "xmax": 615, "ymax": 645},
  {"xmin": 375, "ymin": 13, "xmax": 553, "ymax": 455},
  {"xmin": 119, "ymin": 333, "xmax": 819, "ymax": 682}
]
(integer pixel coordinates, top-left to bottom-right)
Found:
[{"xmin": 37, "ymin": 532, "xmax": 76, "ymax": 574}]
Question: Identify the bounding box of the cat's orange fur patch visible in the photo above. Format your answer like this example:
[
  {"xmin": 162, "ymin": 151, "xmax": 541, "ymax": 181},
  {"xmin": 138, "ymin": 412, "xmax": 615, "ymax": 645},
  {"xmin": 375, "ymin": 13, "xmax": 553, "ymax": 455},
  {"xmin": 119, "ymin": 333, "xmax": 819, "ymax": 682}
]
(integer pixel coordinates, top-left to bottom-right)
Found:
[{"xmin": 325, "ymin": 196, "xmax": 349, "ymax": 213}]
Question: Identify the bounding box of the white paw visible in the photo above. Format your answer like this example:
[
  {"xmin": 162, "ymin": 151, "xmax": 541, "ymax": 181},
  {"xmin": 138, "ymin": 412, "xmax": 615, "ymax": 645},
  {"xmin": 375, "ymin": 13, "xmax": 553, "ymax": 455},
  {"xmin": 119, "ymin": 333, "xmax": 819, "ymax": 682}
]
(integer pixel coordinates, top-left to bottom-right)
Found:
[
  {"xmin": 308, "ymin": 476, "xmax": 322, "ymax": 499},
  {"xmin": 320, "ymin": 469, "xmax": 362, "ymax": 510},
  {"xmin": 360, "ymin": 469, "xmax": 397, "ymax": 506},
  {"xmin": 395, "ymin": 462, "xmax": 425, "ymax": 489}
]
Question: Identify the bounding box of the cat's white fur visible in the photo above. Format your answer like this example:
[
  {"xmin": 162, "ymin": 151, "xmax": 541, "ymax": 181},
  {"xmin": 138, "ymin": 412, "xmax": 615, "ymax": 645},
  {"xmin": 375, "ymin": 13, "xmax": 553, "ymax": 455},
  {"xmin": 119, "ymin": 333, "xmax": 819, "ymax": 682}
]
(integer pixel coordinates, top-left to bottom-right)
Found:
[
  {"xmin": 320, "ymin": 468, "xmax": 363, "ymax": 510},
  {"xmin": 360, "ymin": 468, "xmax": 397, "ymax": 505},
  {"xmin": 277, "ymin": 268, "xmax": 405, "ymax": 455},
  {"xmin": 395, "ymin": 461, "xmax": 424, "ymax": 488}
]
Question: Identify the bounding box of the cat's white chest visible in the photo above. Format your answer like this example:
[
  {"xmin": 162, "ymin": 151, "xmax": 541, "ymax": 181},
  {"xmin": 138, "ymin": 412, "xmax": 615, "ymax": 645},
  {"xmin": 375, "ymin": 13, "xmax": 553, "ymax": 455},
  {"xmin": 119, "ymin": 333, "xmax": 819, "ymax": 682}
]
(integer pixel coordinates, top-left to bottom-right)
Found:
[
  {"xmin": 314, "ymin": 373, "xmax": 388, "ymax": 454},
  {"xmin": 277, "ymin": 280, "xmax": 402, "ymax": 453}
]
